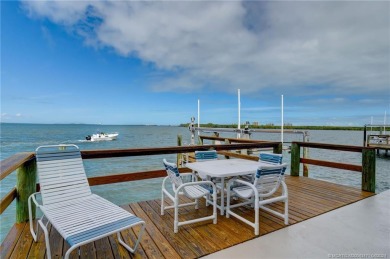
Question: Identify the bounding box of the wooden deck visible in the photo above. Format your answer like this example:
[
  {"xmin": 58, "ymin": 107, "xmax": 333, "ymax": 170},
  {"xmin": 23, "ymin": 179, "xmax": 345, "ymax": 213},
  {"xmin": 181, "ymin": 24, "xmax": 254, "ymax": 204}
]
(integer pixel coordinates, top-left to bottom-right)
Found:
[{"xmin": 1, "ymin": 176, "xmax": 374, "ymax": 259}]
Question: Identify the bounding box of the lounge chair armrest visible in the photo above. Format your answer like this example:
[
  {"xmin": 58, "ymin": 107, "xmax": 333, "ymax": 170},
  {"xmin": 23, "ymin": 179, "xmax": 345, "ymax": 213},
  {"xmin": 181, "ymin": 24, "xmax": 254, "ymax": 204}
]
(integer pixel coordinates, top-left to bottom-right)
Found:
[{"xmin": 29, "ymin": 192, "xmax": 42, "ymax": 208}]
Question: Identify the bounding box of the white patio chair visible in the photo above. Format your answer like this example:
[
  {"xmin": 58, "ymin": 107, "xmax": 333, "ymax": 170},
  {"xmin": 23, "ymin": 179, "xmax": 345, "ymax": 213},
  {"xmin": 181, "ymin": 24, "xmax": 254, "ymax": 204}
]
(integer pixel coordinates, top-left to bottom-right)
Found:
[
  {"xmin": 28, "ymin": 144, "xmax": 145, "ymax": 259},
  {"xmin": 226, "ymin": 164, "xmax": 288, "ymax": 235},
  {"xmin": 194, "ymin": 150, "xmax": 218, "ymax": 180},
  {"xmin": 161, "ymin": 159, "xmax": 217, "ymax": 233},
  {"xmin": 259, "ymin": 152, "xmax": 283, "ymax": 164},
  {"xmin": 194, "ymin": 150, "xmax": 228, "ymax": 210},
  {"xmin": 241, "ymin": 152, "xmax": 283, "ymax": 183}
]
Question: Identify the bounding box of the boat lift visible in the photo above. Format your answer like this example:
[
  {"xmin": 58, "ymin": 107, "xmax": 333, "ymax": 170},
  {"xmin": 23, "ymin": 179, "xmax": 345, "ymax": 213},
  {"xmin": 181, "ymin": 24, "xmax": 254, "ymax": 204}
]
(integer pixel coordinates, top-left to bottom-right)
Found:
[{"xmin": 363, "ymin": 124, "xmax": 390, "ymax": 155}]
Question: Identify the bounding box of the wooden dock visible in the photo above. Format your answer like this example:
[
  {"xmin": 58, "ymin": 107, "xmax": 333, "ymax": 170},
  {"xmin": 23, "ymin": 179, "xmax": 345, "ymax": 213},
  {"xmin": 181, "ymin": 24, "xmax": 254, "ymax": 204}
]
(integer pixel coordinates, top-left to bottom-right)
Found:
[{"xmin": 1, "ymin": 176, "xmax": 374, "ymax": 259}]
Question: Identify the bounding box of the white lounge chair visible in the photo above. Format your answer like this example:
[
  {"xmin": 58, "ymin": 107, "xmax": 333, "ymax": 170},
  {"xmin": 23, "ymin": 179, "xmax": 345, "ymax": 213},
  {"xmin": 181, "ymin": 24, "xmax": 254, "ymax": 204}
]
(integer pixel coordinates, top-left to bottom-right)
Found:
[
  {"xmin": 161, "ymin": 159, "xmax": 217, "ymax": 233},
  {"xmin": 226, "ymin": 164, "xmax": 288, "ymax": 235},
  {"xmin": 28, "ymin": 144, "xmax": 145, "ymax": 259}
]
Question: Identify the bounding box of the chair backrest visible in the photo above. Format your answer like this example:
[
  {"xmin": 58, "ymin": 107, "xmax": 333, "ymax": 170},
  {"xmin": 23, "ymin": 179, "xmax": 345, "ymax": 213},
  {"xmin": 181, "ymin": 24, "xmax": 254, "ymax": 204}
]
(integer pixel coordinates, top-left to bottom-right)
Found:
[
  {"xmin": 259, "ymin": 152, "xmax": 283, "ymax": 164},
  {"xmin": 195, "ymin": 150, "xmax": 218, "ymax": 161},
  {"xmin": 36, "ymin": 144, "xmax": 92, "ymax": 205},
  {"xmin": 253, "ymin": 164, "xmax": 287, "ymax": 197},
  {"xmin": 163, "ymin": 159, "xmax": 183, "ymax": 189}
]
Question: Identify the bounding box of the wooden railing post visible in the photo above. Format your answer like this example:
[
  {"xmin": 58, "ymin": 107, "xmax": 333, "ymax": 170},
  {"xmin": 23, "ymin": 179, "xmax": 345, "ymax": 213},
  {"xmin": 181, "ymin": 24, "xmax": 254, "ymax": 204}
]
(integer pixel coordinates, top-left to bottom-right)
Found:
[
  {"xmin": 303, "ymin": 135, "xmax": 309, "ymax": 177},
  {"xmin": 273, "ymin": 143, "xmax": 282, "ymax": 154},
  {"xmin": 290, "ymin": 143, "xmax": 300, "ymax": 176},
  {"xmin": 16, "ymin": 159, "xmax": 36, "ymax": 223},
  {"xmin": 223, "ymin": 139, "xmax": 231, "ymax": 159},
  {"xmin": 177, "ymin": 135, "xmax": 182, "ymax": 167},
  {"xmin": 362, "ymin": 148, "xmax": 376, "ymax": 192}
]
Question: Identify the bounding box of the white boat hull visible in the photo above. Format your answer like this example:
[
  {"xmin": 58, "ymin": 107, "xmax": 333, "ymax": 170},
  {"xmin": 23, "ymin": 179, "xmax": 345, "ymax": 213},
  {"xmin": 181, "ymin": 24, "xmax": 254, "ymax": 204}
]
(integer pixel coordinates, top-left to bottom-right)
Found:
[{"xmin": 86, "ymin": 133, "xmax": 118, "ymax": 141}]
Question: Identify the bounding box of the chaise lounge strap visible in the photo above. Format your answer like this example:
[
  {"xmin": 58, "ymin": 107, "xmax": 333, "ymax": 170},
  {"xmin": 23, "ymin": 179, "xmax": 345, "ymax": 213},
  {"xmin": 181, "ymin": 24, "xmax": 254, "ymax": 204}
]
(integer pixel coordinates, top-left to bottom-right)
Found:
[
  {"xmin": 66, "ymin": 215, "xmax": 142, "ymax": 246},
  {"xmin": 42, "ymin": 194, "xmax": 143, "ymax": 247}
]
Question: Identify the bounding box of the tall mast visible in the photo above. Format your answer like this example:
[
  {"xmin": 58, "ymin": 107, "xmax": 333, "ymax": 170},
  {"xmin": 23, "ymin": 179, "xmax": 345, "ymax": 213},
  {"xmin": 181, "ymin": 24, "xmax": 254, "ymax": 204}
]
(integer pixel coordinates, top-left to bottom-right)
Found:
[
  {"xmin": 238, "ymin": 89, "xmax": 241, "ymax": 138},
  {"xmin": 197, "ymin": 99, "xmax": 200, "ymax": 136},
  {"xmin": 281, "ymin": 94, "xmax": 284, "ymax": 146}
]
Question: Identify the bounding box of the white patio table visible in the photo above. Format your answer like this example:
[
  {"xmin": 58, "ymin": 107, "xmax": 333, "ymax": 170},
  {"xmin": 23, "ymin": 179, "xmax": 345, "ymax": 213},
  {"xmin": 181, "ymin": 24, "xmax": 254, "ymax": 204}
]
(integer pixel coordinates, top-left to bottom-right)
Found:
[{"xmin": 186, "ymin": 158, "xmax": 277, "ymax": 215}]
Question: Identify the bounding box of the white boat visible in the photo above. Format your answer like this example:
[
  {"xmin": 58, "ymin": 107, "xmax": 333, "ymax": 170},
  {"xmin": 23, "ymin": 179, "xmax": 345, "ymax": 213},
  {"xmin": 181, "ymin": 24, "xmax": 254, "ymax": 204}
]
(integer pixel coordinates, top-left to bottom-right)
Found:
[{"xmin": 85, "ymin": 132, "xmax": 118, "ymax": 141}]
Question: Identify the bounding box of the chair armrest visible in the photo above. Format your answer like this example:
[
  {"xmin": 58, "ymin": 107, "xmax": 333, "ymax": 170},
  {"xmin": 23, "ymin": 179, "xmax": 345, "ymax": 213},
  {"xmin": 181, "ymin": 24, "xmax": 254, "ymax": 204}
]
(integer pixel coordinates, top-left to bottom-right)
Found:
[
  {"xmin": 180, "ymin": 172, "xmax": 195, "ymax": 177},
  {"xmin": 181, "ymin": 172, "xmax": 198, "ymax": 183},
  {"xmin": 227, "ymin": 178, "xmax": 253, "ymax": 187},
  {"xmin": 29, "ymin": 192, "xmax": 42, "ymax": 208},
  {"xmin": 227, "ymin": 178, "xmax": 259, "ymax": 199},
  {"xmin": 176, "ymin": 180, "xmax": 216, "ymax": 194}
]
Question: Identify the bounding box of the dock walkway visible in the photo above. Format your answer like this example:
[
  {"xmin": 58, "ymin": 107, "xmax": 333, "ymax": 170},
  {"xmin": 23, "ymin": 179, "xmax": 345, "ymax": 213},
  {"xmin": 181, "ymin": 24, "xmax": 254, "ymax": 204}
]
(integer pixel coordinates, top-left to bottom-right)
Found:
[
  {"xmin": 0, "ymin": 176, "xmax": 374, "ymax": 259},
  {"xmin": 205, "ymin": 189, "xmax": 390, "ymax": 259}
]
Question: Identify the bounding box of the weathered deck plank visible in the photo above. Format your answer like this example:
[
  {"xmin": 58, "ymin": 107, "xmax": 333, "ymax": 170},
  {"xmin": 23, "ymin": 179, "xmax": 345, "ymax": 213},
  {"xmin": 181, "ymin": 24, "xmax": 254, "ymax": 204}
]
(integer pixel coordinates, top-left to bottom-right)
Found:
[{"xmin": 1, "ymin": 176, "xmax": 375, "ymax": 259}]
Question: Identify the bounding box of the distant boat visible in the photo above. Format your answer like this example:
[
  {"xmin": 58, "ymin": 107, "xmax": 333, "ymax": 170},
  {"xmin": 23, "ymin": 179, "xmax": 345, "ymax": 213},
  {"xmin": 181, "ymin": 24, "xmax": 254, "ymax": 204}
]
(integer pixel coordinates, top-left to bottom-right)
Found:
[{"xmin": 85, "ymin": 132, "xmax": 118, "ymax": 141}]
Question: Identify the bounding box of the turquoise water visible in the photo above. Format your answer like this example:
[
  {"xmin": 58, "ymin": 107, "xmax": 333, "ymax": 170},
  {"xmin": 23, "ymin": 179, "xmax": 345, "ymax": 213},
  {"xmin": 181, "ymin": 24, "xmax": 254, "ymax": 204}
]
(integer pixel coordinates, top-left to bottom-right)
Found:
[{"xmin": 1, "ymin": 123, "xmax": 389, "ymax": 242}]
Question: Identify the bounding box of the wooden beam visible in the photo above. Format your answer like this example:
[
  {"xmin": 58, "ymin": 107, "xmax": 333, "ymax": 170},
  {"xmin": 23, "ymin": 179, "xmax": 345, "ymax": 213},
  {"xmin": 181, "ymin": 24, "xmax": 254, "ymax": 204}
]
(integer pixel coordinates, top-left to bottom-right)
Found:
[
  {"xmin": 0, "ymin": 153, "xmax": 34, "ymax": 181},
  {"xmin": 80, "ymin": 143, "xmax": 280, "ymax": 159},
  {"xmin": 199, "ymin": 135, "xmax": 271, "ymax": 143},
  {"xmin": 0, "ymin": 187, "xmax": 17, "ymax": 215},
  {"xmin": 88, "ymin": 168, "xmax": 192, "ymax": 186},
  {"xmin": 293, "ymin": 142, "xmax": 371, "ymax": 153},
  {"xmin": 300, "ymin": 158, "xmax": 362, "ymax": 172},
  {"xmin": 217, "ymin": 151, "xmax": 259, "ymax": 161}
]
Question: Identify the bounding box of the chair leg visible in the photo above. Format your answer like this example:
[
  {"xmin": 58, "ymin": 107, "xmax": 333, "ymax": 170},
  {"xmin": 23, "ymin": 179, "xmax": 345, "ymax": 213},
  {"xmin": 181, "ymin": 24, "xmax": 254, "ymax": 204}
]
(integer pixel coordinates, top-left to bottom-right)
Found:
[
  {"xmin": 28, "ymin": 195, "xmax": 38, "ymax": 242},
  {"xmin": 161, "ymin": 191, "xmax": 165, "ymax": 215},
  {"xmin": 38, "ymin": 219, "xmax": 52, "ymax": 259},
  {"xmin": 174, "ymin": 196, "xmax": 179, "ymax": 233},
  {"xmin": 195, "ymin": 198, "xmax": 199, "ymax": 209},
  {"xmin": 284, "ymin": 198, "xmax": 289, "ymax": 225},
  {"xmin": 64, "ymin": 245, "xmax": 79, "ymax": 259},
  {"xmin": 213, "ymin": 190, "xmax": 217, "ymax": 224},
  {"xmin": 220, "ymin": 178, "xmax": 225, "ymax": 215},
  {"xmin": 117, "ymin": 222, "xmax": 146, "ymax": 253},
  {"xmin": 254, "ymin": 198, "xmax": 259, "ymax": 236},
  {"xmin": 226, "ymin": 187, "xmax": 231, "ymax": 218}
]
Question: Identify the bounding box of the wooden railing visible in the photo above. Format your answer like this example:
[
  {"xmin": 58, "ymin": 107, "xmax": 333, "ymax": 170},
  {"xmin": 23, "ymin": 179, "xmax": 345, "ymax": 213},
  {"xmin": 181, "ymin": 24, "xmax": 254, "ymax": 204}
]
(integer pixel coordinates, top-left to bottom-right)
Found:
[
  {"xmin": 290, "ymin": 142, "xmax": 376, "ymax": 192},
  {"xmin": 0, "ymin": 142, "xmax": 280, "ymax": 223},
  {"xmin": 0, "ymin": 140, "xmax": 377, "ymax": 225}
]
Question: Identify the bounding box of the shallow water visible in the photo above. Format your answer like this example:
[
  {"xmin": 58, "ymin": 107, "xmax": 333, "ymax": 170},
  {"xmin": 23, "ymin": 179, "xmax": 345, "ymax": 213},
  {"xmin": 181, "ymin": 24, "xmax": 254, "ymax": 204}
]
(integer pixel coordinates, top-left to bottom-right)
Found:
[{"xmin": 1, "ymin": 123, "xmax": 389, "ymax": 242}]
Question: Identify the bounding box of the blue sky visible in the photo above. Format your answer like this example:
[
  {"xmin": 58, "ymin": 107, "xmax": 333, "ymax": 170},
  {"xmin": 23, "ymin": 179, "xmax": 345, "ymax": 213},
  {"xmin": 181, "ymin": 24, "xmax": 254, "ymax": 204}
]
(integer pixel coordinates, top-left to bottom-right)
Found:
[{"xmin": 1, "ymin": 1, "xmax": 389, "ymax": 126}]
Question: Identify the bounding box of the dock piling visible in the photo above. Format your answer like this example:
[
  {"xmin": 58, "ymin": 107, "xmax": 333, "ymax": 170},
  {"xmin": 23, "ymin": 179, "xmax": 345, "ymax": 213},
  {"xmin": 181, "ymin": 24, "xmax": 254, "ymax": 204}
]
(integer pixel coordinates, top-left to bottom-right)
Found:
[
  {"xmin": 362, "ymin": 148, "xmax": 376, "ymax": 193},
  {"xmin": 16, "ymin": 159, "xmax": 36, "ymax": 223},
  {"xmin": 290, "ymin": 143, "xmax": 300, "ymax": 176}
]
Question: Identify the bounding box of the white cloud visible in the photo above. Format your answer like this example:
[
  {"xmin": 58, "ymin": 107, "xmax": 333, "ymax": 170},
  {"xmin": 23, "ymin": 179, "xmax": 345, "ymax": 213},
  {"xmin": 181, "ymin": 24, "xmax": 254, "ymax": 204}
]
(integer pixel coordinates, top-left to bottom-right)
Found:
[
  {"xmin": 0, "ymin": 113, "xmax": 23, "ymax": 121},
  {"xmin": 22, "ymin": 0, "xmax": 390, "ymax": 98}
]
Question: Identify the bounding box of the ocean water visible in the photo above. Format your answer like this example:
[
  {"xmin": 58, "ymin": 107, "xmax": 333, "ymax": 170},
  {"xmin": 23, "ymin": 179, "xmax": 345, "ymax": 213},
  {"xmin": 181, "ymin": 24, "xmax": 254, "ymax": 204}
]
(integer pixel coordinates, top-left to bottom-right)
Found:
[{"xmin": 1, "ymin": 123, "xmax": 389, "ymax": 242}]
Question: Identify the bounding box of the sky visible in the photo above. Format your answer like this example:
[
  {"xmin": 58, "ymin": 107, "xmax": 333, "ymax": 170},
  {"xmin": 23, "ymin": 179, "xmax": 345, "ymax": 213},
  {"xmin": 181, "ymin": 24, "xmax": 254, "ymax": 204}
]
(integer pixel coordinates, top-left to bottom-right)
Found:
[{"xmin": 1, "ymin": 1, "xmax": 389, "ymax": 126}]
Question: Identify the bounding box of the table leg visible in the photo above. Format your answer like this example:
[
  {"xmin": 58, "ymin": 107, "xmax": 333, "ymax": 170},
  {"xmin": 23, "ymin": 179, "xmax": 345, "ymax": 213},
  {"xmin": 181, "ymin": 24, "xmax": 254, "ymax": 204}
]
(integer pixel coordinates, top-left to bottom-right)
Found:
[{"xmin": 220, "ymin": 177, "xmax": 225, "ymax": 215}]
